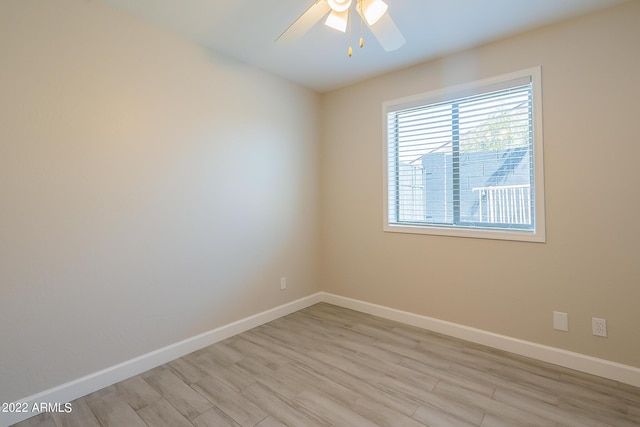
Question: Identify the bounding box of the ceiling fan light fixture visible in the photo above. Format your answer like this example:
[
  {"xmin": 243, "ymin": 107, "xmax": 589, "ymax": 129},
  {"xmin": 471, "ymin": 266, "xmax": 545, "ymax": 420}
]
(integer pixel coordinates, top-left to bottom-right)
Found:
[
  {"xmin": 361, "ymin": 0, "xmax": 388, "ymax": 25},
  {"xmin": 325, "ymin": 9, "xmax": 349, "ymax": 32},
  {"xmin": 327, "ymin": 0, "xmax": 352, "ymax": 13},
  {"xmin": 276, "ymin": 0, "xmax": 405, "ymax": 55}
]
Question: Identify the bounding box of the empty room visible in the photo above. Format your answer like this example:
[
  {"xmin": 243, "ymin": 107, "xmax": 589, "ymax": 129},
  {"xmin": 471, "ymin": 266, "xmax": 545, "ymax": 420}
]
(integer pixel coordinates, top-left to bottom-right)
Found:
[{"xmin": 1, "ymin": 0, "xmax": 639, "ymax": 426}]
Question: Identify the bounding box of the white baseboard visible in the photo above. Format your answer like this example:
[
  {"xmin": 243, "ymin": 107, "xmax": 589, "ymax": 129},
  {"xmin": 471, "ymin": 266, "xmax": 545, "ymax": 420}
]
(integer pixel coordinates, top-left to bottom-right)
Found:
[
  {"xmin": 5, "ymin": 291, "xmax": 640, "ymax": 426},
  {"xmin": 321, "ymin": 292, "xmax": 640, "ymax": 389},
  {"xmin": 1, "ymin": 293, "xmax": 322, "ymax": 427}
]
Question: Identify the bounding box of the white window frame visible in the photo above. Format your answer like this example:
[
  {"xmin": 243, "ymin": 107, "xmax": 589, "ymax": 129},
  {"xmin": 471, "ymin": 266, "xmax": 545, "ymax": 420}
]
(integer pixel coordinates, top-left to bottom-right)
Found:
[{"xmin": 383, "ymin": 67, "xmax": 546, "ymax": 242}]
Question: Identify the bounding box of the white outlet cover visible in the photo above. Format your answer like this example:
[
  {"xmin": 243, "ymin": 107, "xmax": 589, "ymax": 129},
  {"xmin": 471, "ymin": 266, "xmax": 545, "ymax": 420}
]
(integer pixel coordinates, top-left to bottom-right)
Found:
[
  {"xmin": 553, "ymin": 311, "xmax": 569, "ymax": 332},
  {"xmin": 592, "ymin": 317, "xmax": 607, "ymax": 337}
]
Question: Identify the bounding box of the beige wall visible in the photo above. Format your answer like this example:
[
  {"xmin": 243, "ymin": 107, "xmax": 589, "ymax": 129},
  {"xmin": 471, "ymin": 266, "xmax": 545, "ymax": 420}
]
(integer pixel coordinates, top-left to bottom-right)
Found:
[
  {"xmin": 319, "ymin": 1, "xmax": 640, "ymax": 368},
  {"xmin": 0, "ymin": 0, "xmax": 319, "ymax": 402}
]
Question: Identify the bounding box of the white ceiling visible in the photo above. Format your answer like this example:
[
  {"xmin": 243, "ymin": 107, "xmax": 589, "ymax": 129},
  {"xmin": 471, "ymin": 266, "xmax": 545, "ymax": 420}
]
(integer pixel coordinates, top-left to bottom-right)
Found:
[{"xmin": 97, "ymin": 0, "xmax": 627, "ymax": 92}]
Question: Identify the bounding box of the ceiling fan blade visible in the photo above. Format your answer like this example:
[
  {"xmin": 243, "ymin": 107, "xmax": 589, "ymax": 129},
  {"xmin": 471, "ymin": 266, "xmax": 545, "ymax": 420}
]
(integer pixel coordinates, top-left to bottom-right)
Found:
[
  {"xmin": 276, "ymin": 0, "xmax": 331, "ymax": 44},
  {"xmin": 361, "ymin": 11, "xmax": 405, "ymax": 51}
]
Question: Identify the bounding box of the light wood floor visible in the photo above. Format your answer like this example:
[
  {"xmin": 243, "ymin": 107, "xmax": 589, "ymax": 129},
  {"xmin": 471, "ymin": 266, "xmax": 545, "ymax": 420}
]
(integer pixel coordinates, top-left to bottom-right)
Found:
[{"xmin": 13, "ymin": 303, "xmax": 640, "ymax": 427}]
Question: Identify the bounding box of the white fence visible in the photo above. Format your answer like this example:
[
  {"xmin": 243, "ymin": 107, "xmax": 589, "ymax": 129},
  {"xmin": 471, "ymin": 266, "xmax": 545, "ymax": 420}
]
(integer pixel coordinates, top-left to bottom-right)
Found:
[{"xmin": 472, "ymin": 184, "xmax": 531, "ymax": 225}]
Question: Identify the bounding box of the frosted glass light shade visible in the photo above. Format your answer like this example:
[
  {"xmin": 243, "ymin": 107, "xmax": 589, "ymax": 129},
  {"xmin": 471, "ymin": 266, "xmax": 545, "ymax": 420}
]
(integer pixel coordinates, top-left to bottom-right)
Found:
[{"xmin": 325, "ymin": 10, "xmax": 349, "ymax": 32}]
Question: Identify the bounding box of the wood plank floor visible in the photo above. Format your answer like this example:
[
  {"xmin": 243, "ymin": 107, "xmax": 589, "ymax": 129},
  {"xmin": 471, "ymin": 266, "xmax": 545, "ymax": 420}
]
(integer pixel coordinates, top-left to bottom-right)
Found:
[{"xmin": 12, "ymin": 303, "xmax": 640, "ymax": 427}]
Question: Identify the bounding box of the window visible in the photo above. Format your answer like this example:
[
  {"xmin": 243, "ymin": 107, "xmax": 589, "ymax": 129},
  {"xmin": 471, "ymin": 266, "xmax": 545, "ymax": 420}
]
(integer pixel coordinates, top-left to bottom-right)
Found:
[{"xmin": 384, "ymin": 67, "xmax": 545, "ymax": 242}]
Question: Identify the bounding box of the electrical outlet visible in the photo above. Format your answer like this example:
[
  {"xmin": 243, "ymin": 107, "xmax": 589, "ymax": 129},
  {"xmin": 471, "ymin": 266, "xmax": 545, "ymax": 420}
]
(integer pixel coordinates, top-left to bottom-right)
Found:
[
  {"xmin": 553, "ymin": 311, "xmax": 568, "ymax": 332},
  {"xmin": 592, "ymin": 317, "xmax": 607, "ymax": 337},
  {"xmin": 280, "ymin": 277, "xmax": 287, "ymax": 290}
]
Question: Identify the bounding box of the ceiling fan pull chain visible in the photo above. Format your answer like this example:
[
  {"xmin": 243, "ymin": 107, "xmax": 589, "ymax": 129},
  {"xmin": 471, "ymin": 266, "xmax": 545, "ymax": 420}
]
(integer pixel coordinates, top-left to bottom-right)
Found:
[
  {"xmin": 358, "ymin": 0, "xmax": 365, "ymax": 48},
  {"xmin": 348, "ymin": 4, "xmax": 353, "ymax": 57}
]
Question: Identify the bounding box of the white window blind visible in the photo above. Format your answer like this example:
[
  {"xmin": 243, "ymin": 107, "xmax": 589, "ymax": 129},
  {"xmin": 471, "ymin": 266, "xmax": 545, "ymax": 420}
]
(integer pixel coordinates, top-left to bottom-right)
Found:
[{"xmin": 384, "ymin": 68, "xmax": 545, "ymax": 242}]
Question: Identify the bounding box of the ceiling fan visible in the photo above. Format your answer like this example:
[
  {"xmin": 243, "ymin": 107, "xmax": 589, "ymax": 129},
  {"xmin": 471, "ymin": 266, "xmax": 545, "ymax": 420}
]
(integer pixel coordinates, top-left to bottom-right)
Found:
[{"xmin": 276, "ymin": 0, "xmax": 405, "ymax": 56}]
